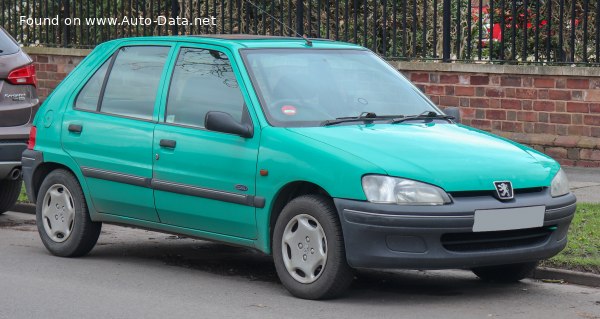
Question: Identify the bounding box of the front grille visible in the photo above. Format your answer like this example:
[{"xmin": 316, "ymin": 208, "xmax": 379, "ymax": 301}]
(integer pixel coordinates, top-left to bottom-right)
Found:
[
  {"xmin": 441, "ymin": 226, "xmax": 553, "ymax": 252},
  {"xmin": 449, "ymin": 187, "xmax": 546, "ymax": 198}
]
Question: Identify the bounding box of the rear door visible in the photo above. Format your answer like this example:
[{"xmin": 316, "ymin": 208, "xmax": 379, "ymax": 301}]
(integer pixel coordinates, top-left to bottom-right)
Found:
[
  {"xmin": 62, "ymin": 44, "xmax": 173, "ymax": 222},
  {"xmin": 152, "ymin": 44, "xmax": 260, "ymax": 239}
]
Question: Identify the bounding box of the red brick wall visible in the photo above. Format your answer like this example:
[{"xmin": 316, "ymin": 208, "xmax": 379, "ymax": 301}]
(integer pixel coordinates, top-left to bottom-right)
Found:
[
  {"xmin": 402, "ymin": 68, "xmax": 600, "ymax": 167},
  {"xmin": 26, "ymin": 48, "xmax": 600, "ymax": 167},
  {"xmin": 30, "ymin": 53, "xmax": 86, "ymax": 101}
]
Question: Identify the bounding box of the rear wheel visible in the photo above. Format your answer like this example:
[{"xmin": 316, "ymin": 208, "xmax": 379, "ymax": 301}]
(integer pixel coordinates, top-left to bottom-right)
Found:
[
  {"xmin": 273, "ymin": 195, "xmax": 353, "ymax": 299},
  {"xmin": 36, "ymin": 169, "xmax": 101, "ymax": 257},
  {"xmin": 0, "ymin": 178, "xmax": 22, "ymax": 214},
  {"xmin": 472, "ymin": 261, "xmax": 538, "ymax": 283}
]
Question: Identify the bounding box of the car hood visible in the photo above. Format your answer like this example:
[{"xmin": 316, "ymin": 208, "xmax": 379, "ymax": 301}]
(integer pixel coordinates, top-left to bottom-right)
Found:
[{"xmin": 287, "ymin": 123, "xmax": 559, "ymax": 192}]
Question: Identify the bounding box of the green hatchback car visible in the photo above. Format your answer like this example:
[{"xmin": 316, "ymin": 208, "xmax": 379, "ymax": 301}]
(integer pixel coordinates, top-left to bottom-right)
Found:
[{"xmin": 22, "ymin": 35, "xmax": 576, "ymax": 299}]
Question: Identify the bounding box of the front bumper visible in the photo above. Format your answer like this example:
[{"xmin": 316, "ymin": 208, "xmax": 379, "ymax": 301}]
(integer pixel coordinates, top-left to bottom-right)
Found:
[{"xmin": 334, "ymin": 189, "xmax": 576, "ymax": 270}]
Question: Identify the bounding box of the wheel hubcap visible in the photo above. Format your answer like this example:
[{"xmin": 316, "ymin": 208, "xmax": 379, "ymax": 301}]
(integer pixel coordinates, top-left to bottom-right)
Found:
[
  {"xmin": 41, "ymin": 184, "xmax": 75, "ymax": 243},
  {"xmin": 281, "ymin": 214, "xmax": 327, "ymax": 284}
]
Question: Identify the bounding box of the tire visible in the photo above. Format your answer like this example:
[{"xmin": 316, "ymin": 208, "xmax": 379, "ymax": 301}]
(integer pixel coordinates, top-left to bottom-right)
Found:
[
  {"xmin": 0, "ymin": 178, "xmax": 22, "ymax": 215},
  {"xmin": 36, "ymin": 169, "xmax": 101, "ymax": 257},
  {"xmin": 273, "ymin": 194, "xmax": 353, "ymax": 299},
  {"xmin": 472, "ymin": 261, "xmax": 539, "ymax": 283}
]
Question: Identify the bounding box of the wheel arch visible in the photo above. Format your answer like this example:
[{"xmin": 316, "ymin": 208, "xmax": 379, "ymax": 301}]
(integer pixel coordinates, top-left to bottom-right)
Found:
[
  {"xmin": 30, "ymin": 160, "xmax": 100, "ymax": 220},
  {"xmin": 268, "ymin": 181, "xmax": 332, "ymax": 252},
  {"xmin": 30, "ymin": 162, "xmax": 75, "ymax": 202}
]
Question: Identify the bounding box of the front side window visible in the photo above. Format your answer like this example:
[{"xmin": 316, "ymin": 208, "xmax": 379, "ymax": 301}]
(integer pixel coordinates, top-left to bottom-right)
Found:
[
  {"xmin": 100, "ymin": 46, "xmax": 170, "ymax": 120},
  {"xmin": 166, "ymin": 47, "xmax": 244, "ymax": 128},
  {"xmin": 242, "ymin": 49, "xmax": 439, "ymax": 127}
]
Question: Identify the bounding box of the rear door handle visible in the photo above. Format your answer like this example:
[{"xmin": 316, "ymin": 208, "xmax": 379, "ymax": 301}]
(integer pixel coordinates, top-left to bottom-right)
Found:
[
  {"xmin": 68, "ymin": 124, "xmax": 83, "ymax": 133},
  {"xmin": 159, "ymin": 139, "xmax": 176, "ymax": 149}
]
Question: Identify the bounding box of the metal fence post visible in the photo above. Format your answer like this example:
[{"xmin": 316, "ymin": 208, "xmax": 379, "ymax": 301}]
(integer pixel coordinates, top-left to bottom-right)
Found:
[
  {"xmin": 296, "ymin": 1, "xmax": 304, "ymax": 36},
  {"xmin": 62, "ymin": 0, "xmax": 70, "ymax": 47},
  {"xmin": 442, "ymin": 0, "xmax": 451, "ymax": 62},
  {"xmin": 171, "ymin": 0, "xmax": 180, "ymax": 35}
]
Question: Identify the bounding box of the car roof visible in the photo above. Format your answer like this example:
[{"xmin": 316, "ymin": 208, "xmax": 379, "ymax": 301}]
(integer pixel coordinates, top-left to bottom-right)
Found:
[{"xmin": 102, "ymin": 34, "xmax": 364, "ymax": 50}]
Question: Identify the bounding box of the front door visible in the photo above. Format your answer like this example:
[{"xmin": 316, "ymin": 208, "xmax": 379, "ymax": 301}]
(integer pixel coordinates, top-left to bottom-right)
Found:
[
  {"xmin": 62, "ymin": 44, "xmax": 172, "ymax": 222},
  {"xmin": 152, "ymin": 45, "xmax": 259, "ymax": 239}
]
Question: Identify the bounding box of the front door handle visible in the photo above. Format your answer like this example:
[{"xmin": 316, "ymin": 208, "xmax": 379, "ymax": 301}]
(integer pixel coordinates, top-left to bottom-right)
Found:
[
  {"xmin": 68, "ymin": 124, "xmax": 83, "ymax": 133},
  {"xmin": 159, "ymin": 139, "xmax": 177, "ymax": 149}
]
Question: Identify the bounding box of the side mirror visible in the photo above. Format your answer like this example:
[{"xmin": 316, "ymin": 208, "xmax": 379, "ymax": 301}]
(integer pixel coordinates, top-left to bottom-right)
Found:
[
  {"xmin": 205, "ymin": 111, "xmax": 253, "ymax": 138},
  {"xmin": 443, "ymin": 107, "xmax": 461, "ymax": 124}
]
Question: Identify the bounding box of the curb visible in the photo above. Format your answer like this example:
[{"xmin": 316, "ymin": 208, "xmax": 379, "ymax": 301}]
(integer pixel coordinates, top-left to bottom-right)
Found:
[
  {"xmin": 9, "ymin": 202, "xmax": 600, "ymax": 289},
  {"xmin": 531, "ymin": 267, "xmax": 600, "ymax": 288}
]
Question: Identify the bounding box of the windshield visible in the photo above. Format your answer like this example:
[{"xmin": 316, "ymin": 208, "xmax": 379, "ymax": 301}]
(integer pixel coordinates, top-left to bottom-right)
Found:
[{"xmin": 242, "ymin": 49, "xmax": 440, "ymax": 127}]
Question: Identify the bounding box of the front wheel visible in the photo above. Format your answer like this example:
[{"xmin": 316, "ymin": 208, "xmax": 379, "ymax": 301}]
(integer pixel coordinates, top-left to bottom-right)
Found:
[
  {"xmin": 36, "ymin": 169, "xmax": 102, "ymax": 257},
  {"xmin": 273, "ymin": 195, "xmax": 353, "ymax": 299},
  {"xmin": 472, "ymin": 261, "xmax": 538, "ymax": 283}
]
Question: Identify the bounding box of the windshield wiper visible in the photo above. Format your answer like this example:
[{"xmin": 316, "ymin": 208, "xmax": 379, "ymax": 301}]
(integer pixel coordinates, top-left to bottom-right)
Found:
[
  {"xmin": 390, "ymin": 111, "xmax": 455, "ymax": 124},
  {"xmin": 322, "ymin": 112, "xmax": 399, "ymax": 126}
]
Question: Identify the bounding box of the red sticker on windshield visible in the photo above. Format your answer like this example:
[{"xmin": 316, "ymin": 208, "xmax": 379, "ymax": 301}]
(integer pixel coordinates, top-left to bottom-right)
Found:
[{"xmin": 281, "ymin": 105, "xmax": 297, "ymax": 116}]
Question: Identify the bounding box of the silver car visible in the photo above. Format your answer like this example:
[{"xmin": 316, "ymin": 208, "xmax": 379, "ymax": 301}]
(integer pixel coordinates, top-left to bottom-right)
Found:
[{"xmin": 0, "ymin": 27, "xmax": 39, "ymax": 214}]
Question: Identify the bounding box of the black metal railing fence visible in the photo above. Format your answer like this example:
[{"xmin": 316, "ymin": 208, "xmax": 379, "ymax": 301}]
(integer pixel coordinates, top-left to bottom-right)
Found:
[{"xmin": 1, "ymin": 0, "xmax": 599, "ymax": 65}]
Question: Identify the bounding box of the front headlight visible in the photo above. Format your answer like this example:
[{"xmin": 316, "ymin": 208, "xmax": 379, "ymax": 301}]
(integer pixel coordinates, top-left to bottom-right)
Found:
[
  {"xmin": 550, "ymin": 168, "xmax": 570, "ymax": 197},
  {"xmin": 362, "ymin": 175, "xmax": 451, "ymax": 205}
]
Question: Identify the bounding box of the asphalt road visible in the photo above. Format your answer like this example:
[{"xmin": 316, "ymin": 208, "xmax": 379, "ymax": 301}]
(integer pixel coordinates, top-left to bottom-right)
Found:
[{"xmin": 1, "ymin": 211, "xmax": 599, "ymax": 319}]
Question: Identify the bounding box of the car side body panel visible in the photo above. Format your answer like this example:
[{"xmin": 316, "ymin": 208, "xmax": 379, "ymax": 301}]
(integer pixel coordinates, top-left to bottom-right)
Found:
[{"xmin": 253, "ymin": 127, "xmax": 386, "ymax": 253}]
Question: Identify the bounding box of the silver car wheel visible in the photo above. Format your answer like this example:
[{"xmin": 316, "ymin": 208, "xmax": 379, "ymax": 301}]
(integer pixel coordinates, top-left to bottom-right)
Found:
[
  {"xmin": 41, "ymin": 184, "xmax": 76, "ymax": 243},
  {"xmin": 281, "ymin": 214, "xmax": 328, "ymax": 284}
]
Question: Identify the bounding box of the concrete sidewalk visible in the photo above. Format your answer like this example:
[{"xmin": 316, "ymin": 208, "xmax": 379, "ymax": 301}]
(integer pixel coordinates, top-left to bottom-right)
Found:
[{"xmin": 564, "ymin": 167, "xmax": 600, "ymax": 203}]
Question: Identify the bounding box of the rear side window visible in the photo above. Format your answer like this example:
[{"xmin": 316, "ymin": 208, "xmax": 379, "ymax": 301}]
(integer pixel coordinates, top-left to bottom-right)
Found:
[
  {"xmin": 0, "ymin": 28, "xmax": 20, "ymax": 56},
  {"xmin": 166, "ymin": 48, "xmax": 244, "ymax": 128},
  {"xmin": 100, "ymin": 46, "xmax": 169, "ymax": 120},
  {"xmin": 75, "ymin": 60, "xmax": 109, "ymax": 111}
]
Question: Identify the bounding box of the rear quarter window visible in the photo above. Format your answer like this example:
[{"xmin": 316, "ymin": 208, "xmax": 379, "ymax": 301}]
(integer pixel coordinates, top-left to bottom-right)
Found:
[{"xmin": 74, "ymin": 60, "xmax": 110, "ymax": 111}]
